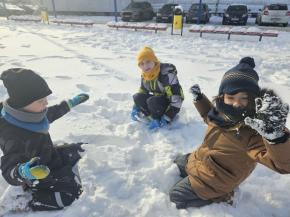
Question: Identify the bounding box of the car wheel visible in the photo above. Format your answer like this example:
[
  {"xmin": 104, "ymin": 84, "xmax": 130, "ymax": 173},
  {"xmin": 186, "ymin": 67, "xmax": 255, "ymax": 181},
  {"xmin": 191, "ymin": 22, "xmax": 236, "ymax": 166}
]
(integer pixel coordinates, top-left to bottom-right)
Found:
[
  {"xmin": 222, "ymin": 18, "xmax": 226, "ymax": 25},
  {"xmin": 257, "ymin": 18, "xmax": 262, "ymax": 26},
  {"xmin": 139, "ymin": 13, "xmax": 143, "ymax": 21}
]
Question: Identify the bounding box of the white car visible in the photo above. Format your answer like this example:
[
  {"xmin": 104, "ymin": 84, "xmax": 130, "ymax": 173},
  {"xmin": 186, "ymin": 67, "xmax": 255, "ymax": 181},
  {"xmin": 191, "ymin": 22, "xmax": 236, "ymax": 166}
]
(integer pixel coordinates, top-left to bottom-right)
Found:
[{"xmin": 256, "ymin": 4, "xmax": 290, "ymax": 27}]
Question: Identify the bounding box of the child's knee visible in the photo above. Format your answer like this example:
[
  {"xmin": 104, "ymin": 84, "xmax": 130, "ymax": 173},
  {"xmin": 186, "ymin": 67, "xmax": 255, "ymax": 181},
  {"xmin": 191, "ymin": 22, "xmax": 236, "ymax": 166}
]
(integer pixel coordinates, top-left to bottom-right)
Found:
[
  {"xmin": 133, "ymin": 93, "xmax": 146, "ymax": 103},
  {"xmin": 29, "ymin": 190, "xmax": 81, "ymax": 211}
]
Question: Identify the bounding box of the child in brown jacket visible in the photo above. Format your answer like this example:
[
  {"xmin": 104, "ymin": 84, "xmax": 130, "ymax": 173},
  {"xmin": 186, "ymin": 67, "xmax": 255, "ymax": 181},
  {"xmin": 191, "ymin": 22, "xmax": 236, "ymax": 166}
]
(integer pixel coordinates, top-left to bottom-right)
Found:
[{"xmin": 169, "ymin": 57, "xmax": 290, "ymax": 209}]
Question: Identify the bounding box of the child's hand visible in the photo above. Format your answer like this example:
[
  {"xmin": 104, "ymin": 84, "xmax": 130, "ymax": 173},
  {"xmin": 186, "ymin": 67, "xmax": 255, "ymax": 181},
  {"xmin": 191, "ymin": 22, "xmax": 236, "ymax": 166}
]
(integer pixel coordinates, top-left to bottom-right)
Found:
[
  {"xmin": 18, "ymin": 157, "xmax": 50, "ymax": 181},
  {"xmin": 148, "ymin": 116, "xmax": 169, "ymax": 131},
  {"xmin": 245, "ymin": 91, "xmax": 289, "ymax": 142},
  {"xmin": 190, "ymin": 84, "xmax": 202, "ymax": 102},
  {"xmin": 67, "ymin": 93, "xmax": 89, "ymax": 108}
]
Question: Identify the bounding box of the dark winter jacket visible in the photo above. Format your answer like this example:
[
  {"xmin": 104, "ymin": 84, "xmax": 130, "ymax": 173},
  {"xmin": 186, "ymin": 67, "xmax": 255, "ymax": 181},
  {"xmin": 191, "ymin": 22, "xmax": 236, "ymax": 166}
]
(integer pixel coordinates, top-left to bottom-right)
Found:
[
  {"xmin": 138, "ymin": 63, "xmax": 184, "ymax": 119},
  {"xmin": 186, "ymin": 94, "xmax": 290, "ymax": 201},
  {"xmin": 0, "ymin": 101, "xmax": 71, "ymax": 186}
]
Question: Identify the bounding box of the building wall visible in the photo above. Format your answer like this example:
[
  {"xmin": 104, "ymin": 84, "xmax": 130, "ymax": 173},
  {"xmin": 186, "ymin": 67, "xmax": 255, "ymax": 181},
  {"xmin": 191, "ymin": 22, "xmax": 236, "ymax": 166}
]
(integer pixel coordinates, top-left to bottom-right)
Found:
[
  {"xmin": 43, "ymin": 0, "xmax": 131, "ymax": 12},
  {"xmin": 43, "ymin": 0, "xmax": 290, "ymax": 13}
]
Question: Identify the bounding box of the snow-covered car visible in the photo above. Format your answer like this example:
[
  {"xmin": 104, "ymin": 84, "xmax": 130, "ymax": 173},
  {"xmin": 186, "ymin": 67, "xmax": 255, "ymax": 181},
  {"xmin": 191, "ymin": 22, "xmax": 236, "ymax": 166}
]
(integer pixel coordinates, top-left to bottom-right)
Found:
[
  {"xmin": 121, "ymin": 1, "xmax": 154, "ymax": 22},
  {"xmin": 156, "ymin": 3, "xmax": 178, "ymax": 23},
  {"xmin": 256, "ymin": 4, "xmax": 290, "ymax": 27},
  {"xmin": 222, "ymin": 4, "xmax": 248, "ymax": 25},
  {"xmin": 186, "ymin": 3, "xmax": 210, "ymax": 24},
  {"xmin": 0, "ymin": 3, "xmax": 26, "ymax": 16}
]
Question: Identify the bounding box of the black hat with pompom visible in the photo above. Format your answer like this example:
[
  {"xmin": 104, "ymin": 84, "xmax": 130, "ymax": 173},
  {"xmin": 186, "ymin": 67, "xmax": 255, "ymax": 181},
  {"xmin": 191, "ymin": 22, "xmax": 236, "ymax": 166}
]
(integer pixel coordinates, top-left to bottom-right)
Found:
[{"xmin": 219, "ymin": 57, "xmax": 260, "ymax": 96}]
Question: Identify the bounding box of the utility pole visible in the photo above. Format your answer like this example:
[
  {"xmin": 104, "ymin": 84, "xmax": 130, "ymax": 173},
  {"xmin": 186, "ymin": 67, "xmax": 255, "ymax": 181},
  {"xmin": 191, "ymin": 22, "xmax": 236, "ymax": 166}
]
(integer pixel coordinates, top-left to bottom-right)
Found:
[
  {"xmin": 215, "ymin": 0, "xmax": 219, "ymax": 15},
  {"xmin": 1, "ymin": 0, "xmax": 8, "ymax": 19},
  {"xmin": 114, "ymin": 0, "xmax": 118, "ymax": 22},
  {"xmin": 197, "ymin": 0, "xmax": 202, "ymax": 24},
  {"xmin": 51, "ymin": 0, "xmax": 56, "ymax": 18}
]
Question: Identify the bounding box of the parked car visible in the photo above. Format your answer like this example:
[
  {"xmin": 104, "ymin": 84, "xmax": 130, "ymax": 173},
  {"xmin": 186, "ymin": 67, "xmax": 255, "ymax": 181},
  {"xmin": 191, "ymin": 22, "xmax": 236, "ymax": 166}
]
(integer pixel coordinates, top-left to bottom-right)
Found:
[
  {"xmin": 121, "ymin": 1, "xmax": 154, "ymax": 22},
  {"xmin": 156, "ymin": 3, "xmax": 178, "ymax": 23},
  {"xmin": 256, "ymin": 4, "xmax": 290, "ymax": 27},
  {"xmin": 0, "ymin": 3, "xmax": 26, "ymax": 17},
  {"xmin": 222, "ymin": 4, "xmax": 248, "ymax": 25},
  {"xmin": 186, "ymin": 3, "xmax": 210, "ymax": 24}
]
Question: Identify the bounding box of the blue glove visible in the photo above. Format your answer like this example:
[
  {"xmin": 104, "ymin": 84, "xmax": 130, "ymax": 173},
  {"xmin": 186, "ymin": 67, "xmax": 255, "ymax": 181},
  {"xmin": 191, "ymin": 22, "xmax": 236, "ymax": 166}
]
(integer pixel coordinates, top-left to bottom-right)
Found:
[
  {"xmin": 68, "ymin": 93, "xmax": 89, "ymax": 108},
  {"xmin": 131, "ymin": 106, "xmax": 140, "ymax": 121},
  {"xmin": 160, "ymin": 116, "xmax": 169, "ymax": 127},
  {"xmin": 148, "ymin": 116, "xmax": 169, "ymax": 130},
  {"xmin": 18, "ymin": 157, "xmax": 50, "ymax": 180},
  {"xmin": 148, "ymin": 119, "xmax": 161, "ymax": 130}
]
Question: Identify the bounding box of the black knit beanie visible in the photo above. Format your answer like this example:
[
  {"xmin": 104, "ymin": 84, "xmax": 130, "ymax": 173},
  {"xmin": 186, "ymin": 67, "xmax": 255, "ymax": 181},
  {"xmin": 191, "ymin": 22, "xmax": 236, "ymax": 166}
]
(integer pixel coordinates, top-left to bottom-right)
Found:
[
  {"xmin": 218, "ymin": 57, "xmax": 260, "ymax": 96},
  {"xmin": 0, "ymin": 68, "xmax": 52, "ymax": 109}
]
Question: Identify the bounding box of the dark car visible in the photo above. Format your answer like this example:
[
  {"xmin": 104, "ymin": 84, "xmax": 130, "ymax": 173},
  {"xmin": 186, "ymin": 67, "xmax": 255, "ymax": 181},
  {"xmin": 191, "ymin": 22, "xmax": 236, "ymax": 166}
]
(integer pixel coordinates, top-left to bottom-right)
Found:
[
  {"xmin": 121, "ymin": 1, "xmax": 154, "ymax": 22},
  {"xmin": 222, "ymin": 4, "xmax": 248, "ymax": 25},
  {"xmin": 186, "ymin": 3, "xmax": 210, "ymax": 24},
  {"xmin": 156, "ymin": 3, "xmax": 178, "ymax": 23}
]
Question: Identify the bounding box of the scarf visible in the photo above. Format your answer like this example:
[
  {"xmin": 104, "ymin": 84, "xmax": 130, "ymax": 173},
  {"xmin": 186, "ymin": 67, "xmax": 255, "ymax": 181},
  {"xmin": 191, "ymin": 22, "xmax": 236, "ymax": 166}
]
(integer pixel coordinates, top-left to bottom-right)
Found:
[{"xmin": 1, "ymin": 100, "xmax": 49, "ymax": 134}]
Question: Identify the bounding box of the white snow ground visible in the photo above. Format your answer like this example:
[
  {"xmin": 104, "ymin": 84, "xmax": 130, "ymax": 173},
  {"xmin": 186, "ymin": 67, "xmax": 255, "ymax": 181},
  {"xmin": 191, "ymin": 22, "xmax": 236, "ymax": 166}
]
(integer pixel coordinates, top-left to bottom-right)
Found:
[{"xmin": 0, "ymin": 17, "xmax": 290, "ymax": 217}]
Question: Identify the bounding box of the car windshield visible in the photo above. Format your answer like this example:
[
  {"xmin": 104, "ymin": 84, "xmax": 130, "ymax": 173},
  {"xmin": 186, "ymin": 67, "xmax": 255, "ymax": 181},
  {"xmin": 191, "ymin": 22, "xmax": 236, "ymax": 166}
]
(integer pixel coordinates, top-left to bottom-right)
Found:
[
  {"xmin": 162, "ymin": 4, "xmax": 177, "ymax": 11},
  {"xmin": 127, "ymin": 2, "xmax": 146, "ymax": 9},
  {"xmin": 268, "ymin": 4, "xmax": 288, "ymax": 10},
  {"xmin": 190, "ymin": 4, "xmax": 205, "ymax": 11},
  {"xmin": 228, "ymin": 5, "xmax": 247, "ymax": 12}
]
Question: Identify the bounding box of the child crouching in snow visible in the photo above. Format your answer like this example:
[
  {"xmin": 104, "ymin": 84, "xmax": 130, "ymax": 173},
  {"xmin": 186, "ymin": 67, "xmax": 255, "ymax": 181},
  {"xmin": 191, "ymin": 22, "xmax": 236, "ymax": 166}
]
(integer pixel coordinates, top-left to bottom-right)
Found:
[
  {"xmin": 131, "ymin": 46, "xmax": 184, "ymax": 130},
  {"xmin": 0, "ymin": 68, "xmax": 89, "ymax": 211},
  {"xmin": 169, "ymin": 57, "xmax": 290, "ymax": 209}
]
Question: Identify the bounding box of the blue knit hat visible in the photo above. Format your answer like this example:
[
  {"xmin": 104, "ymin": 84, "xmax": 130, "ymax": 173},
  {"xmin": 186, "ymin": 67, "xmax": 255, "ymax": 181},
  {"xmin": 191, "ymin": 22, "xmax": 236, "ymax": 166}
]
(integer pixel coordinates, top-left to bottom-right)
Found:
[{"xmin": 218, "ymin": 57, "xmax": 260, "ymax": 96}]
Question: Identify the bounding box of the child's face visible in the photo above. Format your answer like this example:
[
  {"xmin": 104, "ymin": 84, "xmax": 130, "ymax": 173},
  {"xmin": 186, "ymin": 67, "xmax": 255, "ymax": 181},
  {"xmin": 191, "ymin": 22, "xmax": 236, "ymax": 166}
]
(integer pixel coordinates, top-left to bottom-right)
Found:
[
  {"xmin": 23, "ymin": 97, "xmax": 48, "ymax": 113},
  {"xmin": 139, "ymin": 60, "xmax": 155, "ymax": 72},
  {"xmin": 224, "ymin": 92, "xmax": 249, "ymax": 108}
]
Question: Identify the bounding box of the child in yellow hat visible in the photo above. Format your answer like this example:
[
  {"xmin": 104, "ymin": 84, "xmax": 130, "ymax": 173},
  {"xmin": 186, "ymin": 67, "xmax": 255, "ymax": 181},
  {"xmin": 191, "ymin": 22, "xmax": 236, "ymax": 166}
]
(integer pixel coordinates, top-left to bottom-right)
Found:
[{"xmin": 131, "ymin": 46, "xmax": 184, "ymax": 130}]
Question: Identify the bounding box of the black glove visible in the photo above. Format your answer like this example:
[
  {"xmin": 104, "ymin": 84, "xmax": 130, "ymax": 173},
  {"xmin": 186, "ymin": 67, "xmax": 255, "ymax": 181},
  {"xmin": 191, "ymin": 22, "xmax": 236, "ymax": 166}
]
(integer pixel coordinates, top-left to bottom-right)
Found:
[
  {"xmin": 56, "ymin": 143, "xmax": 86, "ymax": 166},
  {"xmin": 245, "ymin": 91, "xmax": 289, "ymax": 143},
  {"xmin": 190, "ymin": 84, "xmax": 202, "ymax": 102}
]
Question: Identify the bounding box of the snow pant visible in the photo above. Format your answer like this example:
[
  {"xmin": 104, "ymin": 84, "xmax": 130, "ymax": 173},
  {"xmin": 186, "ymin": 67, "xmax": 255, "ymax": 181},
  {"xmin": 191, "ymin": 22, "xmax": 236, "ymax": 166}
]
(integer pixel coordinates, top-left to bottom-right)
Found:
[
  {"xmin": 26, "ymin": 143, "xmax": 83, "ymax": 211},
  {"xmin": 133, "ymin": 93, "xmax": 169, "ymax": 119},
  {"xmin": 169, "ymin": 154, "xmax": 212, "ymax": 209}
]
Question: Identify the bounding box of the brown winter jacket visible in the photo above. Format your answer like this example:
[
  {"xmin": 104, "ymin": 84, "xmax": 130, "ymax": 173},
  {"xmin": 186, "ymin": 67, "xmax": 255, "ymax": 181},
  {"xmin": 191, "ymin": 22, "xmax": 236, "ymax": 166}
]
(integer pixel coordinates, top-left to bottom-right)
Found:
[{"xmin": 186, "ymin": 94, "xmax": 290, "ymax": 201}]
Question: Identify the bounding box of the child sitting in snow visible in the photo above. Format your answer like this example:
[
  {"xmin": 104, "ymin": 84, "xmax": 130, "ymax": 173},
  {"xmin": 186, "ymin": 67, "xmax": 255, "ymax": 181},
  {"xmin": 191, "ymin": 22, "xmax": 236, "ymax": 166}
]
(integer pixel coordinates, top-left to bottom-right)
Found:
[
  {"xmin": 0, "ymin": 68, "xmax": 89, "ymax": 211},
  {"xmin": 131, "ymin": 46, "xmax": 184, "ymax": 130},
  {"xmin": 169, "ymin": 57, "xmax": 290, "ymax": 209}
]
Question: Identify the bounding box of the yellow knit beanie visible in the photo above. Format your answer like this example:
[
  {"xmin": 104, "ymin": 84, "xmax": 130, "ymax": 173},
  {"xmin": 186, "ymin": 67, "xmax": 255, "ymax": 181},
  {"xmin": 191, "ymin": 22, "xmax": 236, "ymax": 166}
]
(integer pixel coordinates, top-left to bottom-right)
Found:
[{"xmin": 136, "ymin": 46, "xmax": 159, "ymax": 65}]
